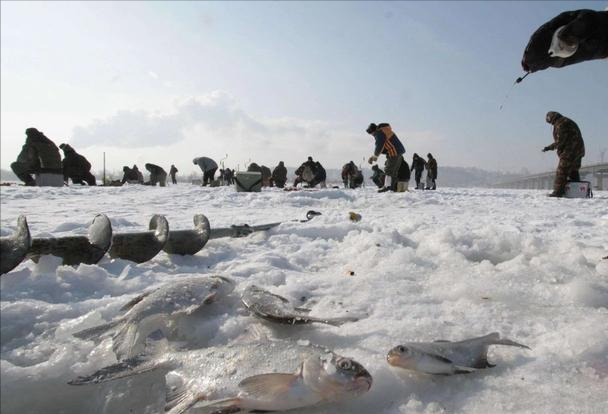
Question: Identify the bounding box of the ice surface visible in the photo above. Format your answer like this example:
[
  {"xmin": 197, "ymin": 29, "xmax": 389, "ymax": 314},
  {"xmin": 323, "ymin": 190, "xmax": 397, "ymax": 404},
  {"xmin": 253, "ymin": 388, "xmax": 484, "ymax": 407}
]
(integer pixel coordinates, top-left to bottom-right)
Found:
[{"xmin": 1, "ymin": 184, "xmax": 607, "ymax": 413}]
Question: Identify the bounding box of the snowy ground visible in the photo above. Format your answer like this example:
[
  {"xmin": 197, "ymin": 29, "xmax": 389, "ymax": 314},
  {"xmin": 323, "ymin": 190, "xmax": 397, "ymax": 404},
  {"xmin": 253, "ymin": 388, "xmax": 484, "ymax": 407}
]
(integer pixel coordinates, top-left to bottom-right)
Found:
[{"xmin": 1, "ymin": 184, "xmax": 607, "ymax": 414}]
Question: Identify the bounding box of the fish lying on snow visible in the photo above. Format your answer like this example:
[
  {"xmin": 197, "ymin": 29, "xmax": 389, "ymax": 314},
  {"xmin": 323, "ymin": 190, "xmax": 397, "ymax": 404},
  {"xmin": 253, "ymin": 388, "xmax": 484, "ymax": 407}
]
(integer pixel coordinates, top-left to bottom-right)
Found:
[
  {"xmin": 69, "ymin": 336, "xmax": 372, "ymax": 414},
  {"xmin": 387, "ymin": 332, "xmax": 530, "ymax": 375},
  {"xmin": 241, "ymin": 285, "xmax": 360, "ymax": 326},
  {"xmin": 73, "ymin": 276, "xmax": 235, "ymax": 360}
]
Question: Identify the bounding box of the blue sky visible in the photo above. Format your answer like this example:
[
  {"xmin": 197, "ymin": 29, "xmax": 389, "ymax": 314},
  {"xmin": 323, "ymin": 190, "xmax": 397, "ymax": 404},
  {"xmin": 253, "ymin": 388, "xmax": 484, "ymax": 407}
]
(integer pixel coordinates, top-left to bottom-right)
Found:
[{"xmin": 1, "ymin": 1, "xmax": 606, "ymax": 175}]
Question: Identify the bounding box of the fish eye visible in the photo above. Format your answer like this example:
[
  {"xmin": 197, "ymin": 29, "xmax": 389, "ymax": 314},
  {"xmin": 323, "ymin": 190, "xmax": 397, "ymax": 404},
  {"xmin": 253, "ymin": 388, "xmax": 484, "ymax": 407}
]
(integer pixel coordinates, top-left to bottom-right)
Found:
[
  {"xmin": 397, "ymin": 345, "xmax": 408, "ymax": 354},
  {"xmin": 338, "ymin": 359, "xmax": 352, "ymax": 370}
]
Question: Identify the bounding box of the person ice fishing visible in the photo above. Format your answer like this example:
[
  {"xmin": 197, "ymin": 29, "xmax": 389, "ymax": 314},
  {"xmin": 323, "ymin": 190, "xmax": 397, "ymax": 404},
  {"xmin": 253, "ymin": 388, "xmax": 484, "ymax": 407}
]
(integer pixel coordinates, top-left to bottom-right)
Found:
[
  {"xmin": 121, "ymin": 166, "xmax": 139, "ymax": 184},
  {"xmin": 193, "ymin": 156, "xmax": 218, "ymax": 186},
  {"xmin": 425, "ymin": 153, "xmax": 437, "ymax": 190},
  {"xmin": 396, "ymin": 157, "xmax": 411, "ymax": 192},
  {"xmin": 367, "ymin": 123, "xmax": 405, "ymax": 192},
  {"xmin": 342, "ymin": 161, "xmax": 363, "ymax": 189},
  {"xmin": 542, "ymin": 111, "xmax": 585, "ymax": 197},
  {"xmin": 272, "ymin": 161, "xmax": 288, "ymax": 188},
  {"xmin": 293, "ymin": 157, "xmax": 318, "ymax": 188},
  {"xmin": 10, "ymin": 128, "xmax": 62, "ymax": 186},
  {"xmin": 410, "ymin": 153, "xmax": 427, "ymax": 190},
  {"xmin": 59, "ymin": 143, "xmax": 96, "ymax": 185},
  {"xmin": 370, "ymin": 165, "xmax": 386, "ymax": 189},
  {"xmin": 521, "ymin": 8, "xmax": 608, "ymax": 77},
  {"xmin": 169, "ymin": 164, "xmax": 178, "ymax": 184},
  {"xmin": 132, "ymin": 165, "xmax": 144, "ymax": 184},
  {"xmin": 144, "ymin": 163, "xmax": 168, "ymax": 187},
  {"xmin": 311, "ymin": 161, "xmax": 327, "ymax": 188}
]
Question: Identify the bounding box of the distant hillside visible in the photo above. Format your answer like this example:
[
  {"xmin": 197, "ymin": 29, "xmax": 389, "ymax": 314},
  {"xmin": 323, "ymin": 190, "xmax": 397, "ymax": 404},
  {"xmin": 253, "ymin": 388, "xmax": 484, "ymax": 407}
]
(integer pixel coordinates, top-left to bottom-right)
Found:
[
  {"xmin": 2, "ymin": 166, "xmax": 523, "ymax": 188},
  {"xmin": 321, "ymin": 166, "xmax": 523, "ymax": 188}
]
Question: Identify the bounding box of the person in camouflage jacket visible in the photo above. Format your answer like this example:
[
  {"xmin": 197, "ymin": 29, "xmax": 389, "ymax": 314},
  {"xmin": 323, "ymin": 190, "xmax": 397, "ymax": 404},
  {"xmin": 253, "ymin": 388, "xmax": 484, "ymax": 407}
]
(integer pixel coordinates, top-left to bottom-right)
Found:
[{"xmin": 542, "ymin": 111, "xmax": 585, "ymax": 197}]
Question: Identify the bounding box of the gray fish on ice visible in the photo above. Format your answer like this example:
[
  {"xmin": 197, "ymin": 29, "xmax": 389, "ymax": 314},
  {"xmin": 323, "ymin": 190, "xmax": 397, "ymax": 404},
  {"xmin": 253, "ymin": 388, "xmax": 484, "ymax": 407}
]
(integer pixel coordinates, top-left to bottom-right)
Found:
[
  {"xmin": 387, "ymin": 332, "xmax": 530, "ymax": 375},
  {"xmin": 241, "ymin": 285, "xmax": 360, "ymax": 326},
  {"xmin": 69, "ymin": 336, "xmax": 372, "ymax": 414},
  {"xmin": 73, "ymin": 276, "xmax": 235, "ymax": 359}
]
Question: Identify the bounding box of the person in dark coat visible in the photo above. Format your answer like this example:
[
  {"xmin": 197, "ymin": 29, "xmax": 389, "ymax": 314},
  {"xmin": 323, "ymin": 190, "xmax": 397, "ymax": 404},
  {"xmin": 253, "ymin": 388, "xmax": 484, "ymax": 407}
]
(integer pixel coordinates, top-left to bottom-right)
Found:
[
  {"xmin": 521, "ymin": 9, "xmax": 608, "ymax": 75},
  {"xmin": 261, "ymin": 165, "xmax": 272, "ymax": 187},
  {"xmin": 367, "ymin": 123, "xmax": 406, "ymax": 192},
  {"xmin": 293, "ymin": 158, "xmax": 318, "ymax": 188},
  {"xmin": 121, "ymin": 166, "xmax": 139, "ymax": 184},
  {"xmin": 342, "ymin": 161, "xmax": 363, "ymax": 189},
  {"xmin": 425, "ymin": 153, "xmax": 437, "ymax": 190},
  {"xmin": 542, "ymin": 111, "xmax": 585, "ymax": 197},
  {"xmin": 370, "ymin": 165, "xmax": 386, "ymax": 189},
  {"xmin": 59, "ymin": 143, "xmax": 96, "ymax": 185},
  {"xmin": 169, "ymin": 164, "xmax": 178, "ymax": 184},
  {"xmin": 410, "ymin": 153, "xmax": 427, "ymax": 190},
  {"xmin": 272, "ymin": 161, "xmax": 288, "ymax": 188},
  {"xmin": 224, "ymin": 168, "xmax": 234, "ymax": 185},
  {"xmin": 310, "ymin": 161, "xmax": 327, "ymax": 188},
  {"xmin": 396, "ymin": 158, "xmax": 411, "ymax": 192},
  {"xmin": 193, "ymin": 157, "xmax": 218, "ymax": 186},
  {"xmin": 11, "ymin": 128, "xmax": 61, "ymax": 186},
  {"xmin": 145, "ymin": 163, "xmax": 168, "ymax": 186}
]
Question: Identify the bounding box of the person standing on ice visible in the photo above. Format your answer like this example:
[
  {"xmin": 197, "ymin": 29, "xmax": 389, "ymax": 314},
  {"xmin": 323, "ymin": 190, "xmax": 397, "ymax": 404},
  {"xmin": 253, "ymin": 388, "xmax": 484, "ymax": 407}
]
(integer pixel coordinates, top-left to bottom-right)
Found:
[
  {"xmin": 410, "ymin": 153, "xmax": 426, "ymax": 190},
  {"xmin": 425, "ymin": 153, "xmax": 437, "ymax": 190},
  {"xmin": 169, "ymin": 164, "xmax": 178, "ymax": 184},
  {"xmin": 542, "ymin": 111, "xmax": 585, "ymax": 197},
  {"xmin": 193, "ymin": 156, "xmax": 218, "ymax": 186},
  {"xmin": 367, "ymin": 123, "xmax": 405, "ymax": 192},
  {"xmin": 59, "ymin": 143, "xmax": 96, "ymax": 185},
  {"xmin": 11, "ymin": 128, "xmax": 62, "ymax": 186}
]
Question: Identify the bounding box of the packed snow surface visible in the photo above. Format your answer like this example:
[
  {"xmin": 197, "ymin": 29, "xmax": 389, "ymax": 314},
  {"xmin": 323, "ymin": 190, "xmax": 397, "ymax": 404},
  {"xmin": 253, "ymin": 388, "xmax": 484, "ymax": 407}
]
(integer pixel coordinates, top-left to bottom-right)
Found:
[{"xmin": 1, "ymin": 184, "xmax": 607, "ymax": 414}]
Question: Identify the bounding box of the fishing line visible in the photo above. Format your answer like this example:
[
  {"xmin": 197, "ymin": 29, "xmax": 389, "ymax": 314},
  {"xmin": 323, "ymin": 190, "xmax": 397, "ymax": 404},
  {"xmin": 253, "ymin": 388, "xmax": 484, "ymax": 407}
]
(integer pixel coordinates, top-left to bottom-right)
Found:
[{"xmin": 499, "ymin": 72, "xmax": 530, "ymax": 110}]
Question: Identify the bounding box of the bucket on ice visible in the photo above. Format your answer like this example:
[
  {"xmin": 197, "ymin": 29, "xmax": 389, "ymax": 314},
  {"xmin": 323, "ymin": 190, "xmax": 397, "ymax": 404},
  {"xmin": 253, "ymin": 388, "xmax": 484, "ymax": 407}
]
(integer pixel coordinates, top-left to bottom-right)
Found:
[{"xmin": 565, "ymin": 181, "xmax": 592, "ymax": 198}]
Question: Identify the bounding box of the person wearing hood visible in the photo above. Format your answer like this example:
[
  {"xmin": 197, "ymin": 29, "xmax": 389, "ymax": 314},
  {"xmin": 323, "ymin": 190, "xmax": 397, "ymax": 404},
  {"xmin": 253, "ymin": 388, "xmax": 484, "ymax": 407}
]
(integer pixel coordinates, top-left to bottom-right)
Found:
[
  {"xmin": 145, "ymin": 163, "xmax": 168, "ymax": 186},
  {"xmin": 59, "ymin": 143, "xmax": 96, "ymax": 185},
  {"xmin": 193, "ymin": 156, "xmax": 218, "ymax": 186},
  {"xmin": 272, "ymin": 161, "xmax": 288, "ymax": 188},
  {"xmin": 425, "ymin": 153, "xmax": 437, "ymax": 190},
  {"xmin": 133, "ymin": 165, "xmax": 144, "ymax": 184},
  {"xmin": 410, "ymin": 153, "xmax": 427, "ymax": 190},
  {"xmin": 342, "ymin": 161, "xmax": 363, "ymax": 189},
  {"xmin": 542, "ymin": 111, "xmax": 585, "ymax": 197},
  {"xmin": 169, "ymin": 164, "xmax": 178, "ymax": 184},
  {"xmin": 367, "ymin": 123, "xmax": 406, "ymax": 192},
  {"xmin": 311, "ymin": 161, "xmax": 327, "ymax": 188},
  {"xmin": 11, "ymin": 128, "xmax": 61, "ymax": 186}
]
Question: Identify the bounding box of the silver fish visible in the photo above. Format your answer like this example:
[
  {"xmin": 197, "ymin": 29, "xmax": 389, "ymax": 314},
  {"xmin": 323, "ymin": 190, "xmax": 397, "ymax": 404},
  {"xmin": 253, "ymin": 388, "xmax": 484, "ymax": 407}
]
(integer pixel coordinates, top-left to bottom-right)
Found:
[
  {"xmin": 241, "ymin": 285, "xmax": 359, "ymax": 326},
  {"xmin": 387, "ymin": 332, "xmax": 530, "ymax": 375},
  {"xmin": 73, "ymin": 276, "xmax": 235, "ymax": 359},
  {"xmin": 69, "ymin": 337, "xmax": 372, "ymax": 414}
]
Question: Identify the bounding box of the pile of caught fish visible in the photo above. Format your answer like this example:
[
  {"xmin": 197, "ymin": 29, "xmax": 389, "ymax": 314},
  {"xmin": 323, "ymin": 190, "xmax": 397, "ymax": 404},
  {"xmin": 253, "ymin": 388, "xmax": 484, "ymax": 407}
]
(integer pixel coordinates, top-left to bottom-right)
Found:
[
  {"xmin": 2, "ymin": 212, "xmax": 531, "ymax": 413},
  {"xmin": 64, "ymin": 277, "xmax": 529, "ymax": 414},
  {"xmin": 0, "ymin": 212, "xmax": 320, "ymax": 275}
]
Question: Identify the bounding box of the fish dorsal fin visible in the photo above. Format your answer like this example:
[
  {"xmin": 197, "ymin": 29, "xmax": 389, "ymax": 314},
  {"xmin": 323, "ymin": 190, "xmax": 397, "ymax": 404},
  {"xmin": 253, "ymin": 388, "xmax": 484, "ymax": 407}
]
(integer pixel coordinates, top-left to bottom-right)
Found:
[
  {"xmin": 433, "ymin": 340, "xmax": 451, "ymax": 343},
  {"xmin": 120, "ymin": 290, "xmax": 155, "ymax": 312},
  {"xmin": 238, "ymin": 373, "xmax": 297, "ymax": 400}
]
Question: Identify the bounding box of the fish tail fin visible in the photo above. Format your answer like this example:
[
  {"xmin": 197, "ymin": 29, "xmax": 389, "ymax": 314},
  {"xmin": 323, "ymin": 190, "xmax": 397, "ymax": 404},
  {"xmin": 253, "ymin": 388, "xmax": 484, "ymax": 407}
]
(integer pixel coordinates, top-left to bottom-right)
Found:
[
  {"xmin": 453, "ymin": 365, "xmax": 477, "ymax": 374},
  {"xmin": 313, "ymin": 315, "xmax": 360, "ymax": 327},
  {"xmin": 73, "ymin": 318, "xmax": 124, "ymax": 341},
  {"xmin": 68, "ymin": 355, "xmax": 172, "ymax": 386},
  {"xmin": 112, "ymin": 323, "xmax": 141, "ymax": 360},
  {"xmin": 485, "ymin": 332, "xmax": 531, "ymax": 350}
]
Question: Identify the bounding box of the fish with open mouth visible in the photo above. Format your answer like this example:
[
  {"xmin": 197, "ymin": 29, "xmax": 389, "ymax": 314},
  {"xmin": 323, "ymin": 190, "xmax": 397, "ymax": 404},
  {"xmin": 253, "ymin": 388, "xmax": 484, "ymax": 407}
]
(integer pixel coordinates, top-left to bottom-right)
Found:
[
  {"xmin": 73, "ymin": 276, "xmax": 235, "ymax": 359},
  {"xmin": 387, "ymin": 332, "xmax": 530, "ymax": 375},
  {"xmin": 241, "ymin": 285, "xmax": 360, "ymax": 326},
  {"xmin": 69, "ymin": 337, "xmax": 372, "ymax": 414}
]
